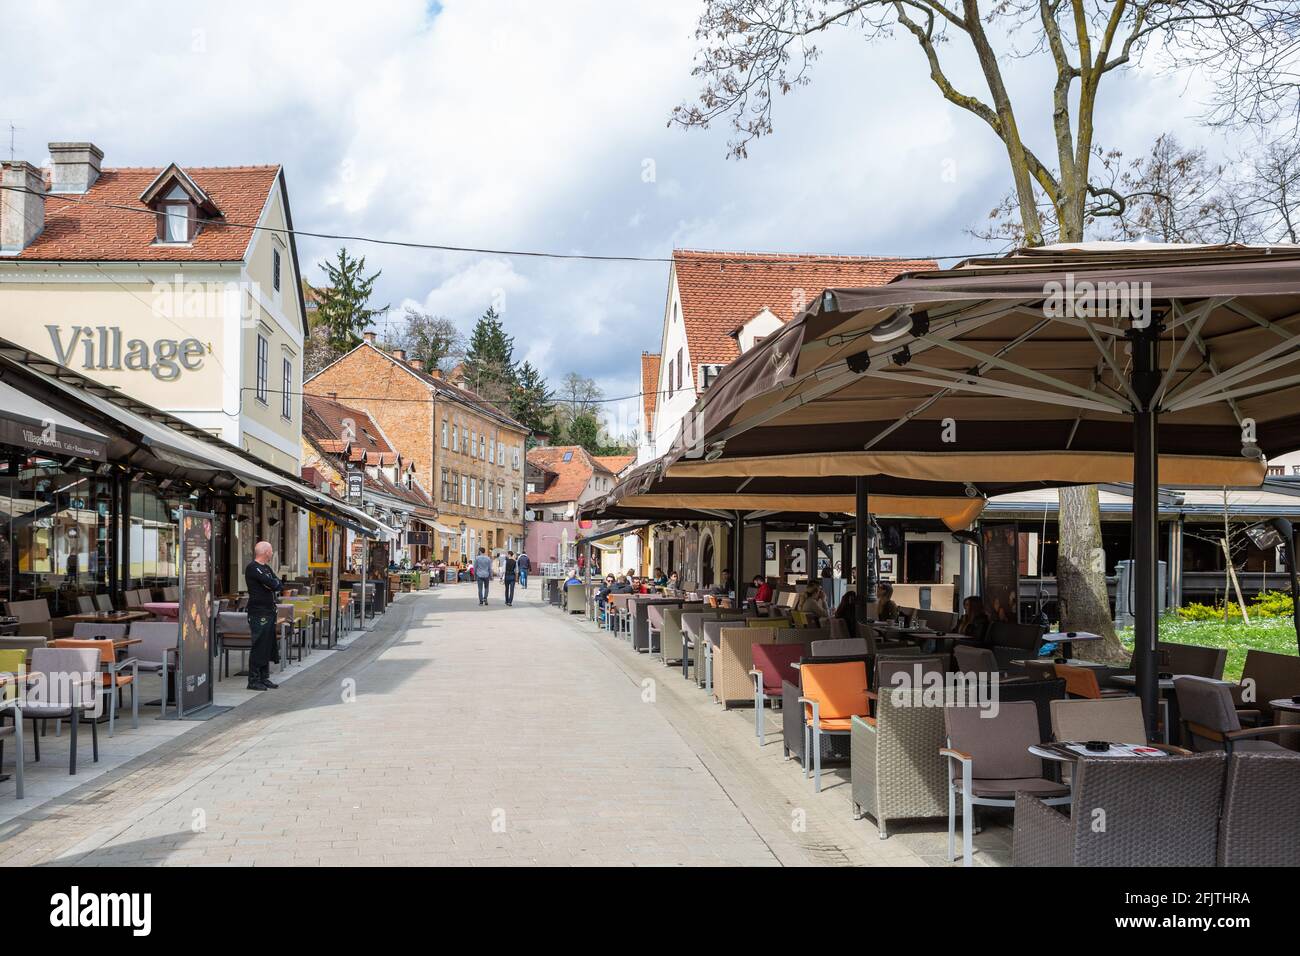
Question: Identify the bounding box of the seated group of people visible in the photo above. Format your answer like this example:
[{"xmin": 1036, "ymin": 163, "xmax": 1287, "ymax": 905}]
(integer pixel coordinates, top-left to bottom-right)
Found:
[{"xmin": 746, "ymin": 576, "xmax": 993, "ymax": 646}]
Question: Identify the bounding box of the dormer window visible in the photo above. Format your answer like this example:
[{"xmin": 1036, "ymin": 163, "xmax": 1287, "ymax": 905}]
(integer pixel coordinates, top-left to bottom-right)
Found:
[{"xmin": 141, "ymin": 163, "xmax": 221, "ymax": 246}]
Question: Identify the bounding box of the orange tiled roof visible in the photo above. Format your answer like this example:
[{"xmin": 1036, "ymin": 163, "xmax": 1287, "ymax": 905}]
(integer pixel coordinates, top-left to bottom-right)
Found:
[
  {"xmin": 672, "ymin": 250, "xmax": 935, "ymax": 365},
  {"xmin": 640, "ymin": 352, "xmax": 660, "ymax": 434},
  {"xmin": 594, "ymin": 453, "xmax": 635, "ymax": 476},
  {"xmin": 526, "ymin": 445, "xmax": 607, "ymax": 506},
  {"xmin": 11, "ymin": 165, "xmax": 281, "ymax": 262},
  {"xmin": 303, "ymin": 394, "xmax": 396, "ymax": 455}
]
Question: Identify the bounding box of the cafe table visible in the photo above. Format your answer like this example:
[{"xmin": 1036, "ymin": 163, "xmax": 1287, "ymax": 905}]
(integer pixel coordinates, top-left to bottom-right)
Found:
[
  {"xmin": 63, "ymin": 610, "xmax": 152, "ymax": 624},
  {"xmin": 1268, "ymin": 698, "xmax": 1300, "ymax": 751},
  {"xmin": 141, "ymin": 602, "xmax": 180, "ymax": 620},
  {"xmin": 1040, "ymin": 630, "xmax": 1104, "ymax": 659}
]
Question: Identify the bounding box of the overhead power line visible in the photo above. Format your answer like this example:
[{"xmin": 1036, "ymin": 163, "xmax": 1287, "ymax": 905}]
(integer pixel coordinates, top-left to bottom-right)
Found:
[{"xmin": 0, "ymin": 183, "xmax": 988, "ymax": 264}]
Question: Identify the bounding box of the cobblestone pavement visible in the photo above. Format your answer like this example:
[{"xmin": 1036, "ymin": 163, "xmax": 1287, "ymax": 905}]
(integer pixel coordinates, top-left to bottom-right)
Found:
[{"xmin": 0, "ymin": 584, "xmax": 1009, "ymax": 866}]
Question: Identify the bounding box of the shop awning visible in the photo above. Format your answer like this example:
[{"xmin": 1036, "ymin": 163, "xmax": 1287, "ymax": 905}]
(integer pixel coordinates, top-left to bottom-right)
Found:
[
  {"xmin": 0, "ymin": 379, "xmax": 109, "ymax": 462},
  {"xmin": 0, "ymin": 339, "xmax": 390, "ymax": 537}
]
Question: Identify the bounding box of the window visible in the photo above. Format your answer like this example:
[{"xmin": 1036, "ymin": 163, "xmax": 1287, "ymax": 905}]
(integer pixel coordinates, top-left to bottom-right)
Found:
[
  {"xmin": 562, "ymin": 450, "xmax": 573, "ymax": 463},
  {"xmin": 255, "ymin": 334, "xmax": 269, "ymax": 403},
  {"xmin": 441, "ymin": 468, "xmax": 450, "ymax": 502},
  {"xmin": 512, "ymin": 487, "xmax": 519, "ymax": 512},
  {"xmin": 478, "ymin": 483, "xmax": 485, "ymax": 508},
  {"xmin": 512, "ymin": 447, "xmax": 520, "ymax": 469},
  {"xmin": 452, "ymin": 423, "xmax": 458, "ymax": 451},
  {"xmin": 441, "ymin": 419, "xmax": 449, "ymax": 448},
  {"xmin": 281, "ymin": 356, "xmax": 292, "ymax": 419},
  {"xmin": 470, "ymin": 430, "xmax": 476, "ymax": 458},
  {"xmin": 462, "ymin": 429, "xmax": 469, "ymax": 454},
  {"xmin": 498, "ymin": 443, "xmax": 505, "ymax": 466},
  {"xmin": 479, "ymin": 435, "xmax": 485, "ymax": 459},
  {"xmin": 701, "ymin": 364, "xmax": 720, "ymax": 390},
  {"xmin": 460, "ymin": 475, "xmax": 467, "ymax": 505},
  {"xmin": 667, "ymin": 359, "xmax": 674, "ymax": 398},
  {"xmin": 496, "ymin": 485, "xmax": 503, "ymax": 511},
  {"xmin": 272, "ymin": 247, "xmax": 282, "ymax": 292},
  {"xmin": 163, "ymin": 204, "xmax": 190, "ymax": 242},
  {"xmin": 488, "ymin": 438, "xmax": 495, "ymax": 464},
  {"xmin": 676, "ymin": 348, "xmax": 684, "ymax": 390},
  {"xmin": 470, "ymin": 477, "xmax": 476, "ymax": 507}
]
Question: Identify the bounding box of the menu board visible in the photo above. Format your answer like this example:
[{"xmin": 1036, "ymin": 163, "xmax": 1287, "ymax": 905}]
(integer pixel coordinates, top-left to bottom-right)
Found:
[
  {"xmin": 980, "ymin": 523, "xmax": 1020, "ymax": 623},
  {"xmin": 178, "ymin": 509, "xmax": 214, "ymax": 716}
]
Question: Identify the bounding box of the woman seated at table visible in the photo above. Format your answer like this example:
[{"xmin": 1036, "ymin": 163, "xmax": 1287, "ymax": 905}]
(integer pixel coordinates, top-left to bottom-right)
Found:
[
  {"xmin": 834, "ymin": 589, "xmax": 857, "ymax": 623},
  {"xmin": 954, "ymin": 595, "xmax": 992, "ymax": 647},
  {"xmin": 666, "ymin": 571, "xmax": 681, "ymax": 591},
  {"xmin": 652, "ymin": 567, "xmax": 668, "ymax": 587},
  {"xmin": 876, "ymin": 582, "xmax": 900, "ymax": 622},
  {"xmin": 796, "ymin": 581, "xmax": 829, "ymax": 622}
]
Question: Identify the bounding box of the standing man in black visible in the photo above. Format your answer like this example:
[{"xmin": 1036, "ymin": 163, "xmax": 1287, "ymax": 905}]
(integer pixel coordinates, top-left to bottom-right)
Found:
[
  {"xmin": 245, "ymin": 540, "xmax": 281, "ymax": 691},
  {"xmin": 503, "ymin": 550, "xmax": 518, "ymax": 607}
]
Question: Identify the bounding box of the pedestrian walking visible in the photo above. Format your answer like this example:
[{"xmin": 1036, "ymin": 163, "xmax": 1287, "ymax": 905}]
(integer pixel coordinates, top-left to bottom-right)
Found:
[
  {"xmin": 516, "ymin": 550, "xmax": 530, "ymax": 588},
  {"xmin": 473, "ymin": 546, "xmax": 493, "ymax": 605},
  {"xmin": 503, "ymin": 550, "xmax": 518, "ymax": 606},
  {"xmin": 244, "ymin": 540, "xmax": 281, "ymax": 691}
]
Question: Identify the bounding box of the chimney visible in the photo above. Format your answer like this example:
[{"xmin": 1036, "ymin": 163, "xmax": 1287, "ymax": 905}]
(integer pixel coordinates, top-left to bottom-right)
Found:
[
  {"xmin": 47, "ymin": 142, "xmax": 103, "ymax": 194},
  {"xmin": 362, "ymin": 331, "xmax": 377, "ymax": 343},
  {"xmin": 391, "ymin": 348, "xmax": 406, "ymax": 361},
  {"xmin": 409, "ymin": 358, "xmax": 423, "ymax": 370},
  {"xmin": 0, "ymin": 161, "xmax": 45, "ymax": 253},
  {"xmin": 430, "ymin": 368, "xmax": 443, "ymax": 379}
]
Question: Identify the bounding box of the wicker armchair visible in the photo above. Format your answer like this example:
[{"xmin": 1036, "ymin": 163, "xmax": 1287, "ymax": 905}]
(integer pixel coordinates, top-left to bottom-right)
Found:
[
  {"xmin": 1229, "ymin": 649, "xmax": 1300, "ymax": 722},
  {"xmin": 1218, "ymin": 751, "xmax": 1300, "ymax": 866},
  {"xmin": 852, "ymin": 655, "xmax": 949, "ymax": 837},
  {"xmin": 714, "ymin": 624, "xmax": 804, "ymax": 708},
  {"xmin": 943, "ymin": 700, "xmax": 1070, "ymax": 866},
  {"xmin": 1013, "ymin": 752, "xmax": 1225, "ymax": 867},
  {"xmin": 658, "ymin": 603, "xmax": 701, "ymax": 666}
]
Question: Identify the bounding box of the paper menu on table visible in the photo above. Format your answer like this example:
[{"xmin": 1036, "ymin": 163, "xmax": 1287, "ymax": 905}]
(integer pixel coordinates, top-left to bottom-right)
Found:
[{"xmin": 1066, "ymin": 743, "xmax": 1167, "ymax": 757}]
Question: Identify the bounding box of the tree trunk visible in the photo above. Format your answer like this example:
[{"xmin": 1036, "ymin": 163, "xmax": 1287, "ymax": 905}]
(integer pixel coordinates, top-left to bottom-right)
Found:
[{"xmin": 1056, "ymin": 484, "xmax": 1127, "ymax": 662}]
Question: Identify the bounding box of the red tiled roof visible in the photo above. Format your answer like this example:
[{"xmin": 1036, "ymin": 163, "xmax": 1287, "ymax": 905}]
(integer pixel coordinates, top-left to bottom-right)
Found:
[
  {"xmin": 302, "ymin": 394, "xmax": 396, "ymax": 455},
  {"xmin": 526, "ymin": 445, "xmax": 606, "ymax": 506},
  {"xmin": 672, "ymin": 250, "xmax": 936, "ymax": 365},
  {"xmin": 11, "ymin": 165, "xmax": 281, "ymax": 262},
  {"xmin": 594, "ymin": 454, "xmax": 635, "ymax": 475},
  {"xmin": 641, "ymin": 352, "xmax": 660, "ymax": 434}
]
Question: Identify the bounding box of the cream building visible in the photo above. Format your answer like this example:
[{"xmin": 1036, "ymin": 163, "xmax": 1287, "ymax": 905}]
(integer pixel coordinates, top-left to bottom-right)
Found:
[{"xmin": 0, "ymin": 142, "xmax": 309, "ymax": 575}]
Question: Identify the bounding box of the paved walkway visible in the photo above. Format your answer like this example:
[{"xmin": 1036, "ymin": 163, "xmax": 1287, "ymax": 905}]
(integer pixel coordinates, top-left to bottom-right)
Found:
[{"xmin": 0, "ymin": 584, "xmax": 1005, "ymax": 866}]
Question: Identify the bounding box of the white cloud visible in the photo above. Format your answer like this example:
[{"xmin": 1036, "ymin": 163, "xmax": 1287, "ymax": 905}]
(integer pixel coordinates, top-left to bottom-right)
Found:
[{"xmin": 0, "ymin": 0, "xmax": 1249, "ymax": 397}]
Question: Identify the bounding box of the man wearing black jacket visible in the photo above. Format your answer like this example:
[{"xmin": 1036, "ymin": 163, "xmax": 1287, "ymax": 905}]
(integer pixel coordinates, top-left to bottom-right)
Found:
[{"xmin": 245, "ymin": 540, "xmax": 282, "ymax": 691}]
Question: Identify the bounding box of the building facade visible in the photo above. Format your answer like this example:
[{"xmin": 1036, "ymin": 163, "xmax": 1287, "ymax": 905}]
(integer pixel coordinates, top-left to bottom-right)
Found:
[
  {"xmin": 524, "ymin": 445, "xmax": 622, "ymax": 567},
  {"xmin": 0, "ymin": 142, "xmax": 308, "ymax": 580},
  {"xmin": 305, "ymin": 335, "xmax": 528, "ymax": 564}
]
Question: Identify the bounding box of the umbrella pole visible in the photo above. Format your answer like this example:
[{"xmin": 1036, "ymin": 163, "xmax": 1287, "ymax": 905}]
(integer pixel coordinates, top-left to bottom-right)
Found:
[
  {"xmin": 1131, "ymin": 324, "xmax": 1162, "ymax": 742},
  {"xmin": 855, "ymin": 478, "xmax": 870, "ymax": 625},
  {"xmin": 732, "ymin": 512, "xmax": 744, "ymax": 607}
]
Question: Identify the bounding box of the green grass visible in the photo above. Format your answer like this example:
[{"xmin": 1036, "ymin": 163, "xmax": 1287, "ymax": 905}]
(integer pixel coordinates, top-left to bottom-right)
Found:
[{"xmin": 1119, "ymin": 618, "xmax": 1298, "ymax": 683}]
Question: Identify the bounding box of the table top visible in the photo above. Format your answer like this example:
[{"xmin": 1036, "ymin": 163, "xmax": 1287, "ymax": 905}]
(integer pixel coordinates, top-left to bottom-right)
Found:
[
  {"xmin": 1110, "ymin": 673, "xmax": 1231, "ymax": 691},
  {"xmin": 1011, "ymin": 657, "xmax": 1110, "ymax": 668},
  {"xmin": 1269, "ymin": 697, "xmax": 1300, "ymax": 713},
  {"xmin": 873, "ymin": 623, "xmax": 937, "ymax": 636},
  {"xmin": 64, "ymin": 610, "xmax": 152, "ymax": 623},
  {"xmin": 1030, "ymin": 741, "xmax": 1173, "ymax": 762},
  {"xmin": 1042, "ymin": 631, "xmax": 1104, "ymax": 643}
]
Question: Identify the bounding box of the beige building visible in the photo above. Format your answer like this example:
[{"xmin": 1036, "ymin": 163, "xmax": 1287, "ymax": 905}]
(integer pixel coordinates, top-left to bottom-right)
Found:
[
  {"xmin": 305, "ymin": 335, "xmax": 529, "ymax": 563},
  {"xmin": 0, "ymin": 142, "xmax": 309, "ymax": 575}
]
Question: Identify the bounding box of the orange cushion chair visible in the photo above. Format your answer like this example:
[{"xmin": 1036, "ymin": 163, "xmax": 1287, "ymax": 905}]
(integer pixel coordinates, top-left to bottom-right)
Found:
[{"xmin": 800, "ymin": 660, "xmax": 870, "ymax": 792}]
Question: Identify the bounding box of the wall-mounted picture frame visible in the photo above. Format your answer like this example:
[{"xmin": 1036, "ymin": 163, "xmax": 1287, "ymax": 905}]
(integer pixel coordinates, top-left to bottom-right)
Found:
[
  {"xmin": 764, "ymin": 542, "xmax": 776, "ymax": 561},
  {"xmin": 878, "ymin": 556, "xmax": 895, "ymax": 575}
]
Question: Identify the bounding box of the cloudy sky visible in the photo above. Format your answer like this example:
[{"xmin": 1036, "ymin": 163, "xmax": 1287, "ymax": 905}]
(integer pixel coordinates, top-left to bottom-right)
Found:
[{"xmin": 2, "ymin": 0, "xmax": 1230, "ymax": 437}]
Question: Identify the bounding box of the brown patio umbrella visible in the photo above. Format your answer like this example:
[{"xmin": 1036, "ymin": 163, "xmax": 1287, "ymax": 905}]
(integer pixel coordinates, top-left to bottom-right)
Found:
[{"xmin": 660, "ymin": 243, "xmax": 1300, "ymax": 737}]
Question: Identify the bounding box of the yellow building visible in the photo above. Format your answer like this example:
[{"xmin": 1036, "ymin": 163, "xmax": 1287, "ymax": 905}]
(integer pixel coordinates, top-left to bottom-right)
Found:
[{"xmin": 0, "ymin": 142, "xmax": 308, "ymax": 579}]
